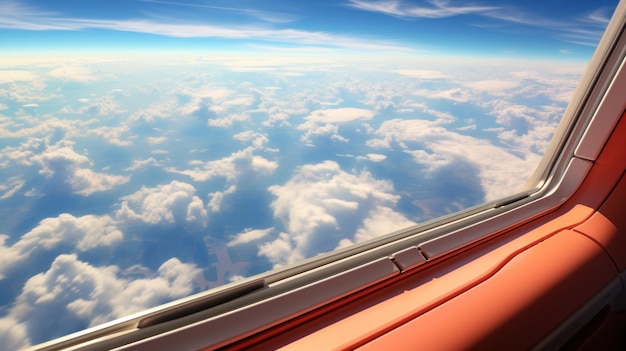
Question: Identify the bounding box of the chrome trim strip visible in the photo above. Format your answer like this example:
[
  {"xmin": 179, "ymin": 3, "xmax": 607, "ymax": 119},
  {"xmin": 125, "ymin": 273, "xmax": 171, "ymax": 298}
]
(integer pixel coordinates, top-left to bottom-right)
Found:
[{"xmin": 419, "ymin": 158, "xmax": 592, "ymax": 259}]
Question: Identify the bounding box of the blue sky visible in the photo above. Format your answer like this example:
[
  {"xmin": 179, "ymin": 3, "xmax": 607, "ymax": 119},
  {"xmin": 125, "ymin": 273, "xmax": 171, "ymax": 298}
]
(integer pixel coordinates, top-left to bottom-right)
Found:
[{"xmin": 0, "ymin": 0, "xmax": 618, "ymax": 59}]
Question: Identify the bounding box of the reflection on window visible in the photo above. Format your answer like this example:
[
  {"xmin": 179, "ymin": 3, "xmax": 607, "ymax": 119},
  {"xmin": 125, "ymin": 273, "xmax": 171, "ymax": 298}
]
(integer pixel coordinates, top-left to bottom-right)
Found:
[{"xmin": 0, "ymin": 0, "xmax": 616, "ymax": 348}]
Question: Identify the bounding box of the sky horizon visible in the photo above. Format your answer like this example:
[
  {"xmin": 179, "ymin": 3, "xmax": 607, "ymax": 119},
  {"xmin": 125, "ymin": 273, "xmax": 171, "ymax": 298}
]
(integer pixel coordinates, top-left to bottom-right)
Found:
[{"xmin": 0, "ymin": 0, "xmax": 618, "ymax": 60}]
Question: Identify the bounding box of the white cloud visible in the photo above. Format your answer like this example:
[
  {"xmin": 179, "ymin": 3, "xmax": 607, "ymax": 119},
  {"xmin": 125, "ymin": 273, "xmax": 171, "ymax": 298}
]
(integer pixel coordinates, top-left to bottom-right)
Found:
[
  {"xmin": 208, "ymin": 185, "xmax": 237, "ymax": 212},
  {"xmin": 584, "ymin": 8, "xmax": 612, "ymax": 25},
  {"xmin": 223, "ymin": 95, "xmax": 256, "ymax": 107},
  {"xmin": 509, "ymin": 70, "xmax": 581, "ymax": 104},
  {"xmin": 0, "ymin": 116, "xmax": 94, "ymax": 139},
  {"xmin": 48, "ymin": 66, "xmax": 98, "ymax": 82},
  {"xmin": 0, "ymin": 176, "xmax": 25, "ymax": 199},
  {"xmin": 0, "ymin": 4, "xmax": 410, "ymax": 52},
  {"xmin": 0, "ymin": 70, "xmax": 38, "ymax": 84},
  {"xmin": 0, "ymin": 254, "xmax": 199, "ymax": 348},
  {"xmin": 297, "ymin": 108, "xmax": 375, "ymax": 146},
  {"xmin": 483, "ymin": 127, "xmax": 505, "ymax": 132},
  {"xmin": 88, "ymin": 125, "xmax": 133, "ymax": 146},
  {"xmin": 413, "ymin": 88, "xmax": 473, "ymax": 103},
  {"xmin": 463, "ymin": 79, "xmax": 520, "ymax": 92},
  {"xmin": 193, "ymin": 87, "xmax": 234, "ymax": 101},
  {"xmin": 347, "ymin": 0, "xmax": 607, "ymax": 47},
  {"xmin": 227, "ymin": 227, "xmax": 273, "ymax": 247},
  {"xmin": 257, "ymin": 232, "xmax": 293, "ymax": 267},
  {"xmin": 481, "ymin": 8, "xmax": 608, "ymax": 47},
  {"xmin": 208, "ymin": 112, "xmax": 250, "ymax": 127},
  {"xmin": 116, "ymin": 180, "xmax": 208, "ymax": 228},
  {"xmin": 394, "ymin": 69, "xmax": 447, "ymax": 79},
  {"xmin": 483, "ymin": 99, "xmax": 562, "ymax": 155},
  {"xmin": 130, "ymin": 99, "xmax": 179, "ymax": 122},
  {"xmin": 0, "ymin": 214, "xmax": 123, "ymax": 280},
  {"xmin": 31, "ymin": 143, "xmax": 130, "ymax": 196},
  {"xmin": 347, "ymin": 0, "xmax": 499, "ymax": 19},
  {"xmin": 457, "ymin": 124, "xmax": 476, "ymax": 131},
  {"xmin": 262, "ymin": 110, "xmax": 290, "ymax": 127},
  {"xmin": 30, "ymin": 144, "xmax": 88, "ymax": 174},
  {"xmin": 299, "ymin": 123, "xmax": 348, "ymax": 145},
  {"xmin": 367, "ymin": 119, "xmax": 540, "ymax": 201},
  {"xmin": 302, "ymin": 108, "xmax": 375, "ymax": 124},
  {"xmin": 228, "ymin": 274, "xmax": 246, "ymax": 283},
  {"xmin": 404, "ymin": 149, "xmax": 450, "ymax": 172},
  {"xmin": 146, "ymin": 136, "xmax": 167, "ymax": 145},
  {"xmin": 0, "ymin": 316, "xmax": 29, "ymax": 351},
  {"xmin": 356, "ymin": 153, "xmax": 387, "ymax": 162},
  {"xmin": 260, "ymin": 161, "xmax": 402, "ymax": 267},
  {"xmin": 337, "ymin": 206, "xmax": 416, "ymax": 248},
  {"xmin": 124, "ymin": 157, "xmax": 160, "ymax": 171},
  {"xmin": 233, "ymin": 131, "xmax": 270, "ymax": 149},
  {"xmin": 408, "ymin": 102, "xmax": 456, "ymax": 123},
  {"xmin": 168, "ymin": 147, "xmax": 277, "ymax": 182},
  {"xmin": 137, "ymin": 0, "xmax": 299, "ymax": 24},
  {"xmin": 77, "ymin": 97, "xmax": 125, "ymax": 117},
  {"xmin": 130, "ymin": 87, "xmax": 235, "ymax": 123},
  {"xmin": 0, "ymin": 81, "xmax": 53, "ymax": 104},
  {"xmin": 0, "ymin": 138, "xmax": 45, "ymax": 168}
]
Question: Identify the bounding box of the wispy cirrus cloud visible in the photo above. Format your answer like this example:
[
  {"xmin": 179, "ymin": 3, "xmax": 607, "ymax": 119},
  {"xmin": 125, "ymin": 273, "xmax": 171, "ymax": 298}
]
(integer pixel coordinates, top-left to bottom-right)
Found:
[
  {"xmin": 347, "ymin": 0, "xmax": 612, "ymax": 47},
  {"xmin": 479, "ymin": 7, "xmax": 612, "ymax": 47},
  {"xmin": 0, "ymin": 0, "xmax": 69, "ymax": 30},
  {"xmin": 347, "ymin": 0, "xmax": 499, "ymax": 19},
  {"xmin": 553, "ymin": 7, "xmax": 614, "ymax": 47},
  {"xmin": 139, "ymin": 0, "xmax": 300, "ymax": 24},
  {"xmin": 583, "ymin": 8, "xmax": 613, "ymax": 25},
  {"xmin": 0, "ymin": 0, "xmax": 408, "ymax": 52}
]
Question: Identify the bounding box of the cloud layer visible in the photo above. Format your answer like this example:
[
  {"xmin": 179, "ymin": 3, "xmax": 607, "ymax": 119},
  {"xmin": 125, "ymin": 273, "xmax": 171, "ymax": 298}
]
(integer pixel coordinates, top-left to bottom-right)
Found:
[
  {"xmin": 116, "ymin": 181, "xmax": 208, "ymax": 228},
  {"xmin": 31, "ymin": 142, "xmax": 129, "ymax": 196},
  {"xmin": 0, "ymin": 254, "xmax": 199, "ymax": 348},
  {"xmin": 259, "ymin": 161, "xmax": 414, "ymax": 267}
]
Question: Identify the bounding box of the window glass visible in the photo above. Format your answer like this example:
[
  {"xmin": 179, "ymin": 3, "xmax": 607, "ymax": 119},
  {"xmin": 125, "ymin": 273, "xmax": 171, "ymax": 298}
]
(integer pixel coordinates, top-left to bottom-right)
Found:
[{"xmin": 0, "ymin": 0, "xmax": 617, "ymax": 348}]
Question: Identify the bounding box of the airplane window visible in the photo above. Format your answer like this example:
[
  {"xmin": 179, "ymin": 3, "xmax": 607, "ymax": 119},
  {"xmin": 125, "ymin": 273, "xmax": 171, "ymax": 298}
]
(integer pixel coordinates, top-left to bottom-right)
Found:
[{"xmin": 0, "ymin": 0, "xmax": 618, "ymax": 348}]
